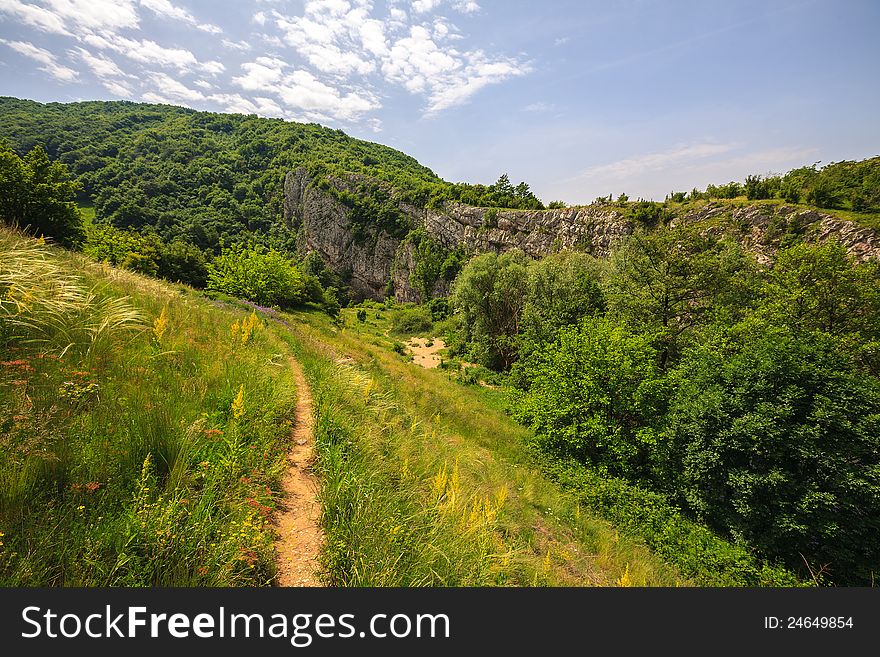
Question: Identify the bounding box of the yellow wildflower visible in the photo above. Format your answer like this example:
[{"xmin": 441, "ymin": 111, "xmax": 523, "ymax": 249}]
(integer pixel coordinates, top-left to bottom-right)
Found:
[
  {"xmin": 232, "ymin": 384, "xmax": 245, "ymax": 420},
  {"xmin": 153, "ymin": 306, "xmax": 169, "ymax": 342}
]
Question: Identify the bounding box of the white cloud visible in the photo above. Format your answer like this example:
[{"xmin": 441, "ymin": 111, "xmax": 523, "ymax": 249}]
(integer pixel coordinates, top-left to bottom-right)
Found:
[
  {"xmin": 83, "ymin": 32, "xmax": 222, "ymax": 75},
  {"xmin": 209, "ymin": 92, "xmax": 284, "ymax": 117},
  {"xmin": 42, "ymin": 0, "xmax": 139, "ymax": 32},
  {"xmin": 274, "ymin": 3, "xmax": 379, "ymax": 77},
  {"xmin": 453, "ymin": 1, "xmax": 480, "ymax": 13},
  {"xmin": 70, "ymin": 46, "xmax": 129, "ymax": 80},
  {"xmin": 232, "ymin": 56, "xmax": 378, "ymax": 123},
  {"xmin": 412, "ymin": 0, "xmax": 442, "ymax": 12},
  {"xmin": 276, "ymin": 69, "xmax": 378, "ymax": 122},
  {"xmin": 102, "ymin": 79, "xmax": 133, "ymax": 96},
  {"xmin": 1, "ymin": 0, "xmax": 526, "ymax": 125},
  {"xmin": 0, "ymin": 38, "xmax": 78, "ymax": 81},
  {"xmin": 147, "ymin": 71, "xmax": 206, "ymax": 102},
  {"xmin": 578, "ymin": 143, "xmax": 737, "ymax": 179},
  {"xmin": 383, "ymin": 26, "xmax": 528, "ymax": 112},
  {"xmin": 140, "ymin": 0, "xmax": 222, "ymax": 34},
  {"xmin": 0, "ymin": 0, "xmax": 71, "ymax": 35},
  {"xmin": 232, "ymin": 56, "xmax": 287, "ymax": 91},
  {"xmin": 523, "ymin": 101, "xmax": 554, "ymax": 112},
  {"xmin": 222, "ymin": 39, "xmax": 251, "ymax": 51},
  {"xmin": 412, "ymin": 0, "xmax": 480, "ymax": 13}
]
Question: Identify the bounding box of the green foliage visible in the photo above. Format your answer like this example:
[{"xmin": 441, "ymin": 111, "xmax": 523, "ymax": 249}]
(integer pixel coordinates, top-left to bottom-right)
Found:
[
  {"xmin": 389, "ymin": 305, "xmax": 433, "ymax": 336},
  {"xmin": 605, "ymin": 226, "xmax": 759, "ymax": 366},
  {"xmin": 207, "ymin": 244, "xmax": 305, "ymax": 308},
  {"xmin": 322, "ymin": 286, "xmax": 341, "ymax": 319},
  {"xmin": 493, "ymin": 235, "xmax": 880, "ymax": 583},
  {"xmin": 662, "ymin": 321, "xmax": 880, "ymax": 583},
  {"xmin": 85, "ymin": 223, "xmax": 209, "ymax": 288},
  {"xmin": 442, "ymin": 173, "xmax": 544, "ymax": 211},
  {"xmin": 0, "ymin": 141, "xmax": 84, "ymax": 248},
  {"xmin": 538, "ymin": 453, "xmax": 802, "ymax": 586},
  {"xmin": 695, "ymin": 156, "xmax": 880, "ymax": 213},
  {"xmin": 451, "ymin": 250, "xmax": 530, "ymax": 369},
  {"xmin": 401, "ymin": 228, "xmax": 464, "ymax": 302},
  {"xmin": 762, "ymin": 241, "xmax": 880, "ymax": 338},
  {"xmin": 515, "ymin": 317, "xmax": 666, "ymax": 476},
  {"xmin": 518, "ymin": 251, "xmax": 605, "ymax": 359}
]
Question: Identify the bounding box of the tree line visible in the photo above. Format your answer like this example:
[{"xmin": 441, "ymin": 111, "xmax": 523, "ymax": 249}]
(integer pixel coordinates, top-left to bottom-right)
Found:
[{"xmin": 448, "ymin": 229, "xmax": 880, "ymax": 583}]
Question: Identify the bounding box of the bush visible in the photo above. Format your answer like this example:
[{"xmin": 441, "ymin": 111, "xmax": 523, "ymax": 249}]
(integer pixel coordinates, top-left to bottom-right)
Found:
[
  {"xmin": 514, "ymin": 317, "xmax": 667, "ymax": 476},
  {"xmin": 390, "ymin": 305, "xmax": 433, "ymax": 336},
  {"xmin": 207, "ymin": 244, "xmax": 305, "ymax": 308},
  {"xmin": 0, "ymin": 142, "xmax": 85, "ymax": 248},
  {"xmin": 661, "ymin": 322, "xmax": 880, "ymax": 584}
]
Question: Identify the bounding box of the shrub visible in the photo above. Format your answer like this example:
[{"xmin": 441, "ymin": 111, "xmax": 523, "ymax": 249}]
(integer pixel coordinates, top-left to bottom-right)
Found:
[
  {"xmin": 514, "ymin": 317, "xmax": 667, "ymax": 476},
  {"xmin": 390, "ymin": 305, "xmax": 433, "ymax": 336},
  {"xmin": 661, "ymin": 322, "xmax": 880, "ymax": 583},
  {"xmin": 207, "ymin": 244, "xmax": 305, "ymax": 308},
  {"xmin": 0, "ymin": 142, "xmax": 85, "ymax": 248}
]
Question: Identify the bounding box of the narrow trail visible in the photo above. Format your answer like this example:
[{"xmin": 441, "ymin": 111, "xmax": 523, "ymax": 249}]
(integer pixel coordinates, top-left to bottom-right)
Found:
[{"xmin": 274, "ymin": 357, "xmax": 323, "ymax": 587}]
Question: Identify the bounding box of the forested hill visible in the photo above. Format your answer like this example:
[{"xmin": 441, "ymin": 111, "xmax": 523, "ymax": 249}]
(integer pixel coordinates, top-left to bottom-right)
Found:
[
  {"xmin": 0, "ymin": 97, "xmax": 432, "ymax": 253},
  {"xmin": 0, "ymin": 97, "xmax": 544, "ymax": 255}
]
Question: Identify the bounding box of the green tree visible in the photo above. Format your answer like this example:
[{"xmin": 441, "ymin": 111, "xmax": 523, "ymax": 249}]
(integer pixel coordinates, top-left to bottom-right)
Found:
[
  {"xmin": 450, "ymin": 250, "xmax": 529, "ymax": 369},
  {"xmin": 515, "ymin": 317, "xmax": 666, "ymax": 476},
  {"xmin": 518, "ymin": 251, "xmax": 605, "ymax": 359},
  {"xmin": 605, "ymin": 226, "xmax": 759, "ymax": 367},
  {"xmin": 662, "ymin": 321, "xmax": 880, "ymax": 583},
  {"xmin": 207, "ymin": 244, "xmax": 305, "ymax": 308},
  {"xmin": 762, "ymin": 241, "xmax": 879, "ymax": 338},
  {"xmin": 0, "ymin": 142, "xmax": 84, "ymax": 247}
]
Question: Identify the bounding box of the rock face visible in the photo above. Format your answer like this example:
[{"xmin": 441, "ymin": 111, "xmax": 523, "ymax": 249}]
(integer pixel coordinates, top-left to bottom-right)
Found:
[
  {"xmin": 677, "ymin": 203, "xmax": 880, "ymax": 265},
  {"xmin": 284, "ymin": 168, "xmax": 403, "ymax": 300},
  {"xmin": 284, "ymin": 168, "xmax": 635, "ymax": 301},
  {"xmin": 424, "ymin": 202, "xmax": 633, "ymax": 258},
  {"xmin": 284, "ymin": 168, "xmax": 880, "ymax": 301}
]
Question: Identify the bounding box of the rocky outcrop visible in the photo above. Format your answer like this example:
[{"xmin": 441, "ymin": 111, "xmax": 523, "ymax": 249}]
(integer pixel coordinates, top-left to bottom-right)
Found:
[
  {"xmin": 284, "ymin": 169, "xmax": 402, "ymax": 300},
  {"xmin": 424, "ymin": 202, "xmax": 633, "ymax": 258},
  {"xmin": 677, "ymin": 203, "xmax": 880, "ymax": 265},
  {"xmin": 285, "ymin": 168, "xmax": 880, "ymax": 301},
  {"xmin": 285, "ymin": 168, "xmax": 635, "ymax": 301}
]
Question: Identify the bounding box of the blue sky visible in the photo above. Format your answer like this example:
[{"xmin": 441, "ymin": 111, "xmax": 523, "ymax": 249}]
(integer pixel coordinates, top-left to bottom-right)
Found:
[{"xmin": 0, "ymin": 0, "xmax": 878, "ymax": 204}]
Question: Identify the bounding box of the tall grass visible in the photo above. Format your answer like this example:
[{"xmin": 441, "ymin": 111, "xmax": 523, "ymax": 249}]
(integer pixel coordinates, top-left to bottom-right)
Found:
[
  {"xmin": 0, "ymin": 228, "xmax": 298, "ymax": 586},
  {"xmin": 0, "ymin": 232, "xmax": 144, "ymax": 358},
  {"xmin": 283, "ymin": 309, "xmax": 685, "ymax": 586}
]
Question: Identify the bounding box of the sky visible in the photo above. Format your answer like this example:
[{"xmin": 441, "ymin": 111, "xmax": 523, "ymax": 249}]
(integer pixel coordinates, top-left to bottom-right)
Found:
[{"xmin": 0, "ymin": 0, "xmax": 878, "ymax": 204}]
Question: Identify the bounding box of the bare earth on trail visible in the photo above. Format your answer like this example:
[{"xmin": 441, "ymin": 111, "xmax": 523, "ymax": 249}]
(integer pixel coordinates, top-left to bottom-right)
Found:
[
  {"xmin": 407, "ymin": 337, "xmax": 446, "ymax": 368},
  {"xmin": 275, "ymin": 357, "xmax": 323, "ymax": 587}
]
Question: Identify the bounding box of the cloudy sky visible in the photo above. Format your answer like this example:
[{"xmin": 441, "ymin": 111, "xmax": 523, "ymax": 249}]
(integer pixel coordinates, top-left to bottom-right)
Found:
[{"xmin": 1, "ymin": 0, "xmax": 878, "ymax": 203}]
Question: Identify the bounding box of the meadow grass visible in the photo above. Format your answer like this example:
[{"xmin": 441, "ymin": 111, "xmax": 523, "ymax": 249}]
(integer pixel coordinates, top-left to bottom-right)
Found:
[
  {"xmin": 291, "ymin": 306, "xmax": 803, "ymax": 587},
  {"xmin": 0, "ymin": 229, "xmax": 298, "ymax": 585},
  {"xmin": 281, "ymin": 307, "xmax": 686, "ymax": 586}
]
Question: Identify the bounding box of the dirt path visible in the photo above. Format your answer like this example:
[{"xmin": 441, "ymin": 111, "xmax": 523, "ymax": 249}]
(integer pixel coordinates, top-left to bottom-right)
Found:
[{"xmin": 275, "ymin": 357, "xmax": 323, "ymax": 587}]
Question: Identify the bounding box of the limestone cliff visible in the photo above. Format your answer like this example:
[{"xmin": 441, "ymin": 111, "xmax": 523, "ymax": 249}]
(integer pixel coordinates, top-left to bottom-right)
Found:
[
  {"xmin": 284, "ymin": 168, "xmax": 880, "ymax": 302},
  {"xmin": 284, "ymin": 168, "xmax": 635, "ymax": 301}
]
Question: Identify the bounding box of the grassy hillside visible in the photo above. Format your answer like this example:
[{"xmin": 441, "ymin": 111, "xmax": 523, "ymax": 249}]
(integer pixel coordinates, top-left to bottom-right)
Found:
[
  {"xmin": 0, "ymin": 227, "xmax": 687, "ymax": 587},
  {"xmin": 279, "ymin": 305, "xmax": 802, "ymax": 586},
  {"xmin": 0, "ymin": 227, "xmax": 299, "ymax": 585}
]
